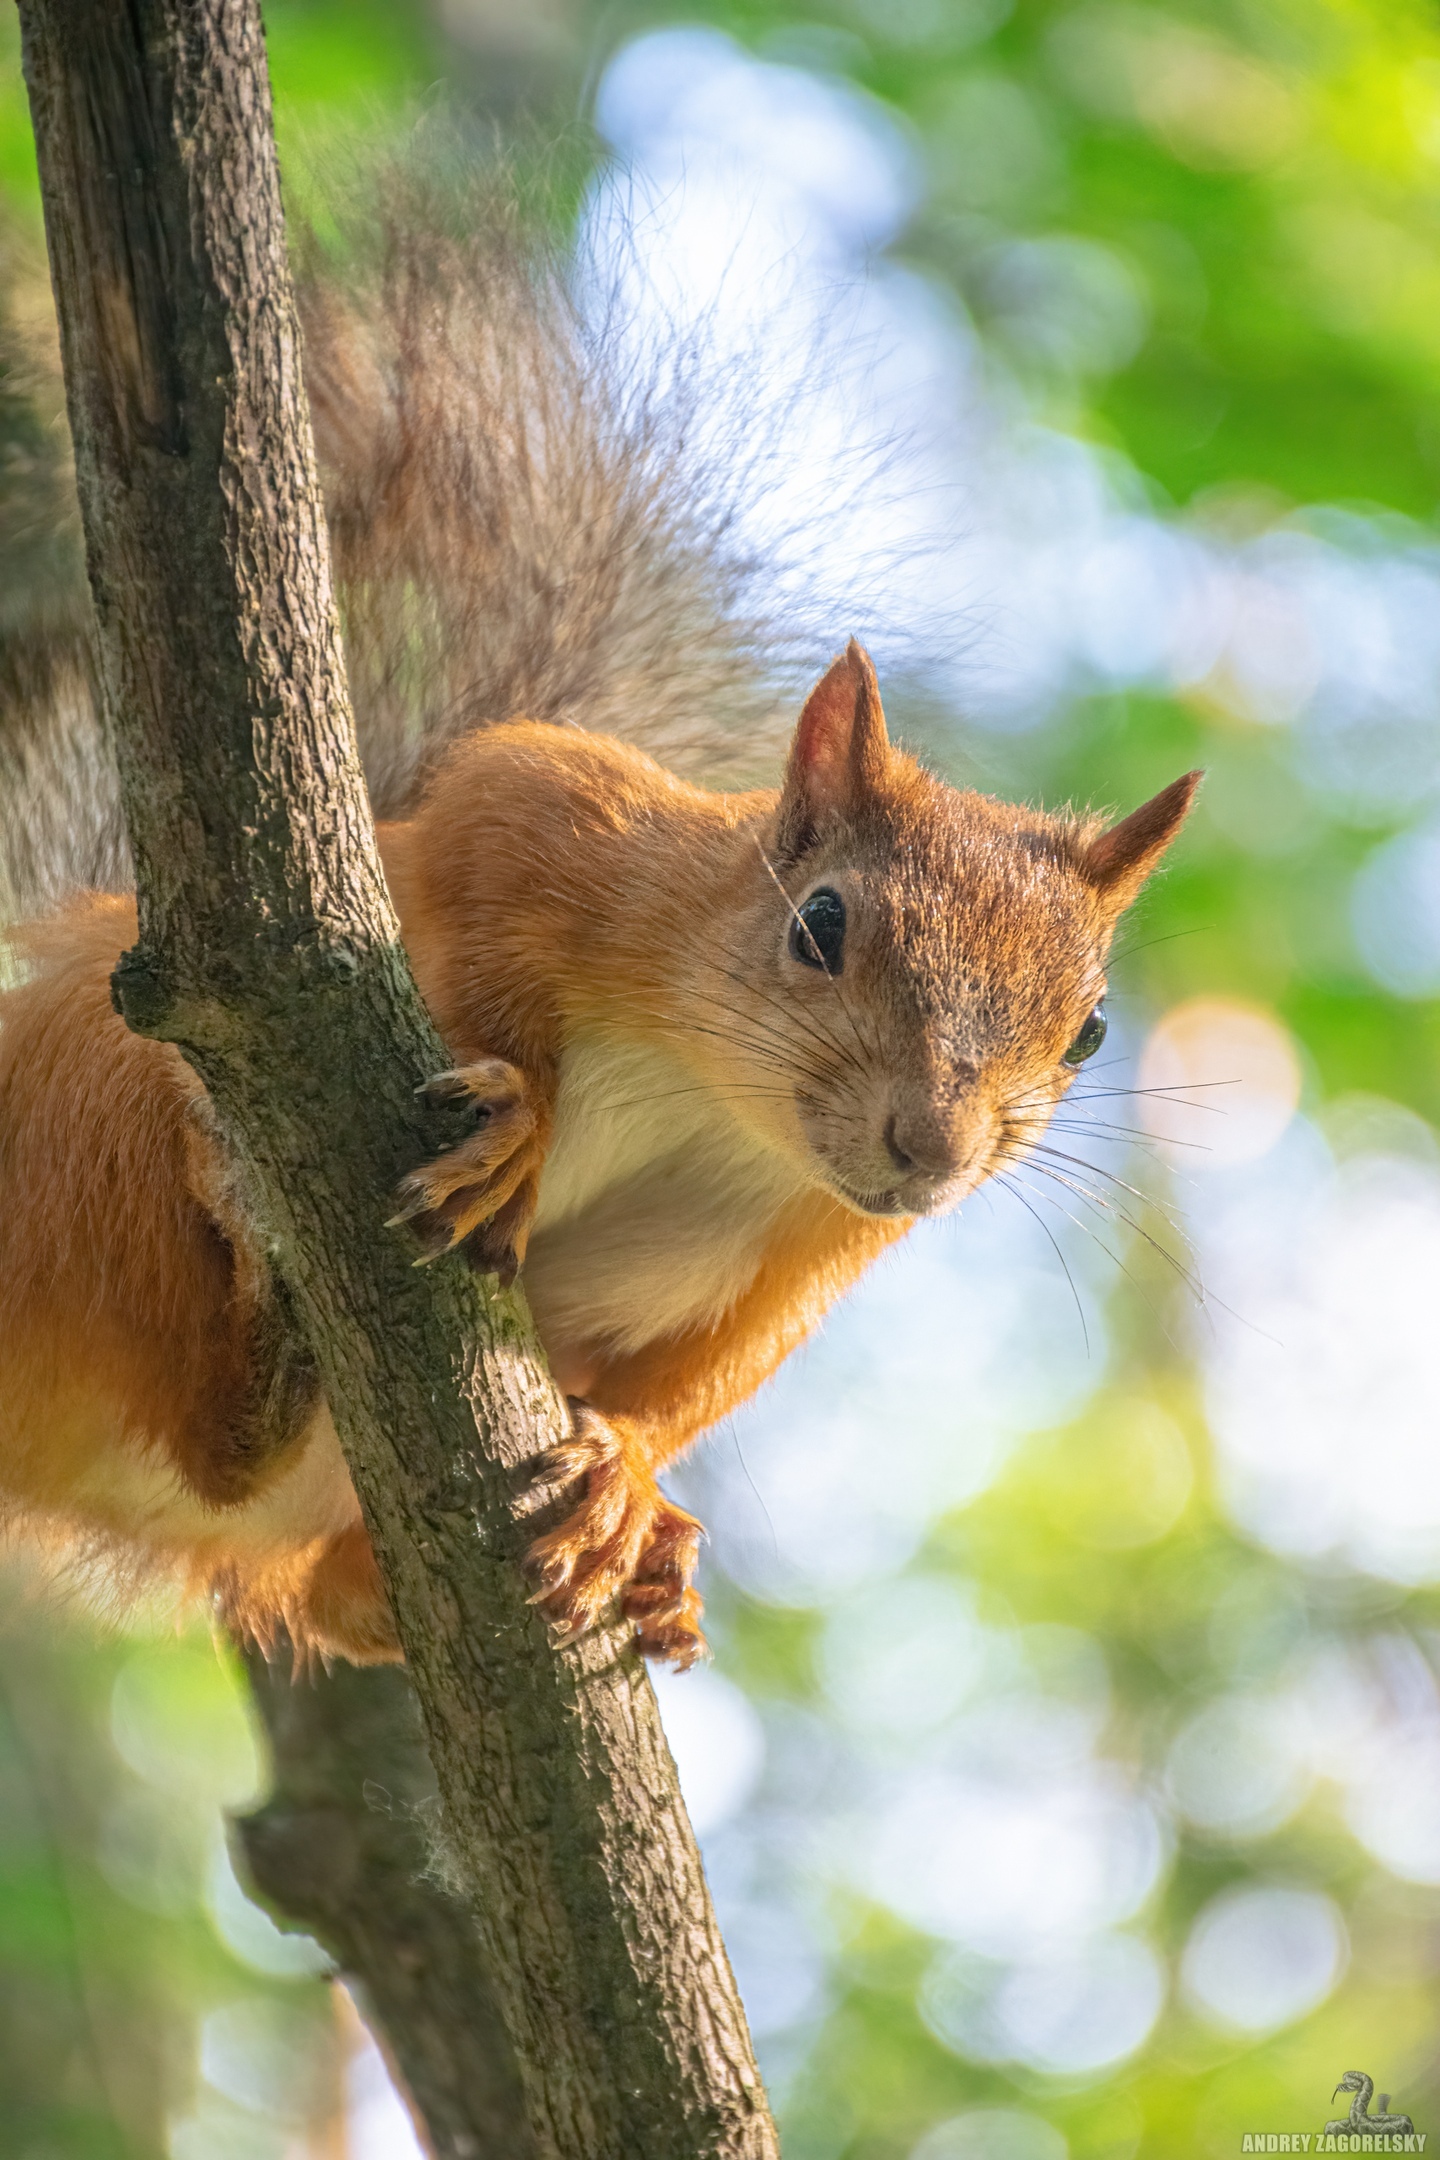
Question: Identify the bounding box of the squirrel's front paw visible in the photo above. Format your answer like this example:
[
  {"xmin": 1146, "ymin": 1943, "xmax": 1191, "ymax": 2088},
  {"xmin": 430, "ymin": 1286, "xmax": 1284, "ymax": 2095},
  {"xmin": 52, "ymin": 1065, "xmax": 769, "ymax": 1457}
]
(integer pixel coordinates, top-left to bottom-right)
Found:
[
  {"xmin": 526, "ymin": 1405, "xmax": 707, "ymax": 1670},
  {"xmin": 388, "ymin": 1058, "xmax": 544, "ymax": 1283}
]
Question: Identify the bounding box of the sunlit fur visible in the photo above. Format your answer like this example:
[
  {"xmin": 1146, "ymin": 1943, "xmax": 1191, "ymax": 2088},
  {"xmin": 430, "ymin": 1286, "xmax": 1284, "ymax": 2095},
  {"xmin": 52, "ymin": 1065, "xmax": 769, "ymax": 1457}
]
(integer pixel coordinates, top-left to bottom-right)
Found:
[{"xmin": 0, "ymin": 646, "xmax": 1196, "ymax": 1666}]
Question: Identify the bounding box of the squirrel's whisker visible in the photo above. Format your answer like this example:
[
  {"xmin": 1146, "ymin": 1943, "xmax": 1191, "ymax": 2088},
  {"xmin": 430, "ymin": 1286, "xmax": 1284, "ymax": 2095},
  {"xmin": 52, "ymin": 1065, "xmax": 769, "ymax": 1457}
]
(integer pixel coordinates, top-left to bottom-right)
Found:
[
  {"xmin": 713, "ymin": 957, "xmax": 873, "ymax": 1080},
  {"xmin": 585, "ymin": 1086, "xmax": 800, "ymax": 1117},
  {"xmin": 1049, "ymin": 1113, "xmax": 1211, "ymax": 1154},
  {"xmin": 608, "ymin": 985, "xmax": 841, "ymax": 1084},
  {"xmin": 1028, "ymin": 1143, "xmax": 1191, "ymax": 1239},
  {"xmin": 695, "ymin": 958, "xmax": 871, "ymax": 1081},
  {"xmin": 1078, "ymin": 1091, "xmax": 1232, "ymax": 1113},
  {"xmin": 996, "ymin": 1165, "xmax": 1190, "ymax": 1356},
  {"xmin": 1011, "ymin": 1155, "xmax": 1207, "ymax": 1305},
  {"xmin": 1109, "ymin": 924, "xmax": 1212, "ymax": 965},
  {"xmin": 994, "ymin": 1172, "xmax": 1091, "ymax": 1354},
  {"xmin": 642, "ymin": 1009, "xmax": 839, "ymax": 1094}
]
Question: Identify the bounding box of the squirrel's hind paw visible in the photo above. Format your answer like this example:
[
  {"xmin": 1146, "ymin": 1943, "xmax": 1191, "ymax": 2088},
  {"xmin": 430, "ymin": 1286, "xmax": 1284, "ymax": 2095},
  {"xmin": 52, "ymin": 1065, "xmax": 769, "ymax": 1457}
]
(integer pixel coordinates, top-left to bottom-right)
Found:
[
  {"xmin": 389, "ymin": 1059, "xmax": 544, "ymax": 1277},
  {"xmin": 526, "ymin": 1406, "xmax": 707, "ymax": 1668}
]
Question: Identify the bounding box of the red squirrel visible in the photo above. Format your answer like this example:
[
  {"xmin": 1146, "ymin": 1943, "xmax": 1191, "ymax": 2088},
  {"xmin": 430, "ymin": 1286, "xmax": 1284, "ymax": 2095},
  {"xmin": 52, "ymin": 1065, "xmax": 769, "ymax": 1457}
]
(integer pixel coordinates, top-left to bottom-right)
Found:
[{"xmin": 0, "ymin": 192, "xmax": 1199, "ymax": 1670}]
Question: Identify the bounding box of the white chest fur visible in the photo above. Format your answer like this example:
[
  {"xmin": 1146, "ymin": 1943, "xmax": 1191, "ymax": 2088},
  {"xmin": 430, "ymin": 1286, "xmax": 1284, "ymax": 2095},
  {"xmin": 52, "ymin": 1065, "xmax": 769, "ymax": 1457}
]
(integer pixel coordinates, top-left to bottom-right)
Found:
[{"xmin": 525, "ymin": 1030, "xmax": 805, "ymax": 1358}]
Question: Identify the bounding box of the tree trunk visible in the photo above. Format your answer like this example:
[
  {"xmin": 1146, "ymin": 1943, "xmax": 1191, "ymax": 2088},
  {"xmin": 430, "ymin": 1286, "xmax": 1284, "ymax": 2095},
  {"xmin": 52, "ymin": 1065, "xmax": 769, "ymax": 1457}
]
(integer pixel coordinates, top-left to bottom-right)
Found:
[
  {"xmin": 17, "ymin": 4, "xmax": 777, "ymax": 2155},
  {"xmin": 237, "ymin": 1648, "xmax": 534, "ymax": 2160}
]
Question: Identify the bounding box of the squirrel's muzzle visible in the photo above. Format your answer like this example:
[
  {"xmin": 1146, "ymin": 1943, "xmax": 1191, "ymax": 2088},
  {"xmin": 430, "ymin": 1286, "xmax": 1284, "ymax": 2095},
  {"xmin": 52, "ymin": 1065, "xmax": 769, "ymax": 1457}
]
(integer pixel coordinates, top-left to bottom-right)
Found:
[
  {"xmin": 882, "ymin": 1111, "xmax": 963, "ymax": 1182},
  {"xmin": 872, "ymin": 1098, "xmax": 992, "ymax": 1216}
]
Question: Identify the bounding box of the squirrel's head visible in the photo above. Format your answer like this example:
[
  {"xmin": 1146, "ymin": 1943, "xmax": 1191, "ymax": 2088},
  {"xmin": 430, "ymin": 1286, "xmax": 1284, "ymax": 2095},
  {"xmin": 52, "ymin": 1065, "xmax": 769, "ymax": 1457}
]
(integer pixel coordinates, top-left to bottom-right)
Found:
[{"xmin": 724, "ymin": 642, "xmax": 1200, "ymax": 1220}]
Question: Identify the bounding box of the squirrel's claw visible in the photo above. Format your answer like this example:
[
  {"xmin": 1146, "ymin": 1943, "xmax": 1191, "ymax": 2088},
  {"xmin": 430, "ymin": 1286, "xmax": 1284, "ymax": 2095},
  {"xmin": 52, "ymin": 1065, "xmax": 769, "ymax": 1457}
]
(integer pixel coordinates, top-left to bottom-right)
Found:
[
  {"xmin": 390, "ymin": 1059, "xmax": 543, "ymax": 1276},
  {"xmin": 630, "ymin": 1588, "xmax": 708, "ymax": 1671},
  {"xmin": 524, "ymin": 1408, "xmax": 708, "ymax": 1668},
  {"xmin": 415, "ymin": 1060, "xmax": 516, "ymax": 1115},
  {"xmin": 459, "ymin": 1182, "xmax": 534, "ymax": 1285},
  {"xmin": 384, "ymin": 1181, "xmax": 438, "ymax": 1230}
]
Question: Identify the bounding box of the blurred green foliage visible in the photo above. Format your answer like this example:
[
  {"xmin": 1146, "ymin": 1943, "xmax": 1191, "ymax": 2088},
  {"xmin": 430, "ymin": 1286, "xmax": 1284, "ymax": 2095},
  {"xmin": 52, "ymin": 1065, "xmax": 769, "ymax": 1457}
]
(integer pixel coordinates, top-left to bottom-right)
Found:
[
  {"xmin": 0, "ymin": 1566, "xmax": 342, "ymax": 2157},
  {"xmin": 5, "ymin": 3, "xmax": 1440, "ymax": 2157}
]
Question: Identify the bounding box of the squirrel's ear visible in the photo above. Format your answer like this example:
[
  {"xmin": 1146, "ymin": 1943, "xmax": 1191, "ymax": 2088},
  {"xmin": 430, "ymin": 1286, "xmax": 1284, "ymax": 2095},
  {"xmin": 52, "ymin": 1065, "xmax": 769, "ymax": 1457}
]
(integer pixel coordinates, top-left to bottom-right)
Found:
[
  {"xmin": 776, "ymin": 641, "xmax": 890, "ymax": 857},
  {"xmin": 1081, "ymin": 770, "xmax": 1203, "ymax": 912}
]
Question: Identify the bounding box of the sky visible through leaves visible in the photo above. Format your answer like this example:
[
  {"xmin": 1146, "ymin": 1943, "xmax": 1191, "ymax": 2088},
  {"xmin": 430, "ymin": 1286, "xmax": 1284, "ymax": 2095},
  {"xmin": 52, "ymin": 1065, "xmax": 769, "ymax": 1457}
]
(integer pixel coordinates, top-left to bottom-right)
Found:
[{"xmin": 5, "ymin": 2, "xmax": 1440, "ymax": 2156}]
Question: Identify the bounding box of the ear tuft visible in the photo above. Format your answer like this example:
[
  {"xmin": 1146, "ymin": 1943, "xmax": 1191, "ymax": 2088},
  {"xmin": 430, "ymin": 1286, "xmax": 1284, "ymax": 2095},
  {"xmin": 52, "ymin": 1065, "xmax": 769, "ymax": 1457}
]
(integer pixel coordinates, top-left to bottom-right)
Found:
[
  {"xmin": 776, "ymin": 640, "xmax": 890, "ymax": 859},
  {"xmin": 1082, "ymin": 770, "xmax": 1202, "ymax": 910}
]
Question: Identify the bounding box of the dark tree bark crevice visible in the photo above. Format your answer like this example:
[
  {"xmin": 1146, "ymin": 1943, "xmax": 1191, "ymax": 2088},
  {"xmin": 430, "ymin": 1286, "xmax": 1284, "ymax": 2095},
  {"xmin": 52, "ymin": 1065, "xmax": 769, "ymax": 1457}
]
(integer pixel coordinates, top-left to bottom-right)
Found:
[{"xmin": 17, "ymin": 2, "xmax": 778, "ymax": 2152}]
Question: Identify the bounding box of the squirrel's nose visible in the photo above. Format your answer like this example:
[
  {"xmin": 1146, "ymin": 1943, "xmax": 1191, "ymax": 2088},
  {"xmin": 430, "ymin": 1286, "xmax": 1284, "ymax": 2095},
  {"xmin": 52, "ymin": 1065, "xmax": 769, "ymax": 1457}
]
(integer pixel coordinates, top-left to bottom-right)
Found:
[{"xmin": 883, "ymin": 1112, "xmax": 960, "ymax": 1181}]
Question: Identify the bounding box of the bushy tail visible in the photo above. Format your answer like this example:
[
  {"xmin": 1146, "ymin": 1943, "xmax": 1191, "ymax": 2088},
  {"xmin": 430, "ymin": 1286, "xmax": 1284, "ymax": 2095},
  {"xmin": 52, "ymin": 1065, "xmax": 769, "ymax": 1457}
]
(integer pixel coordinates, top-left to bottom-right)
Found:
[
  {"xmin": 0, "ymin": 150, "xmax": 810, "ymax": 919},
  {"xmin": 0, "ymin": 246, "xmax": 127, "ymax": 918}
]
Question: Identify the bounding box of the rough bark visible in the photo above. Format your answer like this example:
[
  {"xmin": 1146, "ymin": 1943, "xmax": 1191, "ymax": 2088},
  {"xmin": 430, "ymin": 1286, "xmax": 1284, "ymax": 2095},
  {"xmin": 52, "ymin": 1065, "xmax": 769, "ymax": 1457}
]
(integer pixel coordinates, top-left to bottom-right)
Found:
[
  {"xmin": 237, "ymin": 1648, "xmax": 534, "ymax": 2160},
  {"xmin": 17, "ymin": 4, "xmax": 777, "ymax": 2156}
]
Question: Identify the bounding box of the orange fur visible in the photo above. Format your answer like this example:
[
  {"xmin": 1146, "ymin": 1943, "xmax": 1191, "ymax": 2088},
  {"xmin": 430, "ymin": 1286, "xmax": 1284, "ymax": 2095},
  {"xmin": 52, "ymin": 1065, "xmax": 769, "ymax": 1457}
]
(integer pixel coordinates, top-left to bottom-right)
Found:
[{"xmin": 0, "ymin": 646, "xmax": 1197, "ymax": 1665}]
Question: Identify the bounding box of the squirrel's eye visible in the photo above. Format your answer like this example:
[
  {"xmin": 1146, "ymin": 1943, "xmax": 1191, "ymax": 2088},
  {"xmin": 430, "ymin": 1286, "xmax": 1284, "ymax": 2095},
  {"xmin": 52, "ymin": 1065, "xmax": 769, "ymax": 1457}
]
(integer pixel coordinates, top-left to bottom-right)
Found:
[
  {"xmin": 789, "ymin": 887, "xmax": 846, "ymax": 974},
  {"xmin": 1062, "ymin": 1003, "xmax": 1107, "ymax": 1067}
]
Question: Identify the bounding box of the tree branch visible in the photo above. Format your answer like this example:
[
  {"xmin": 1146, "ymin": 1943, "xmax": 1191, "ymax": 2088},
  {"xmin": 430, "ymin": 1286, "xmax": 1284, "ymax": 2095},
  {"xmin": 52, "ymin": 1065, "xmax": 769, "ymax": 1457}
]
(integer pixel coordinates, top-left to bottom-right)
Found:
[{"xmin": 17, "ymin": 2, "xmax": 776, "ymax": 2153}]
